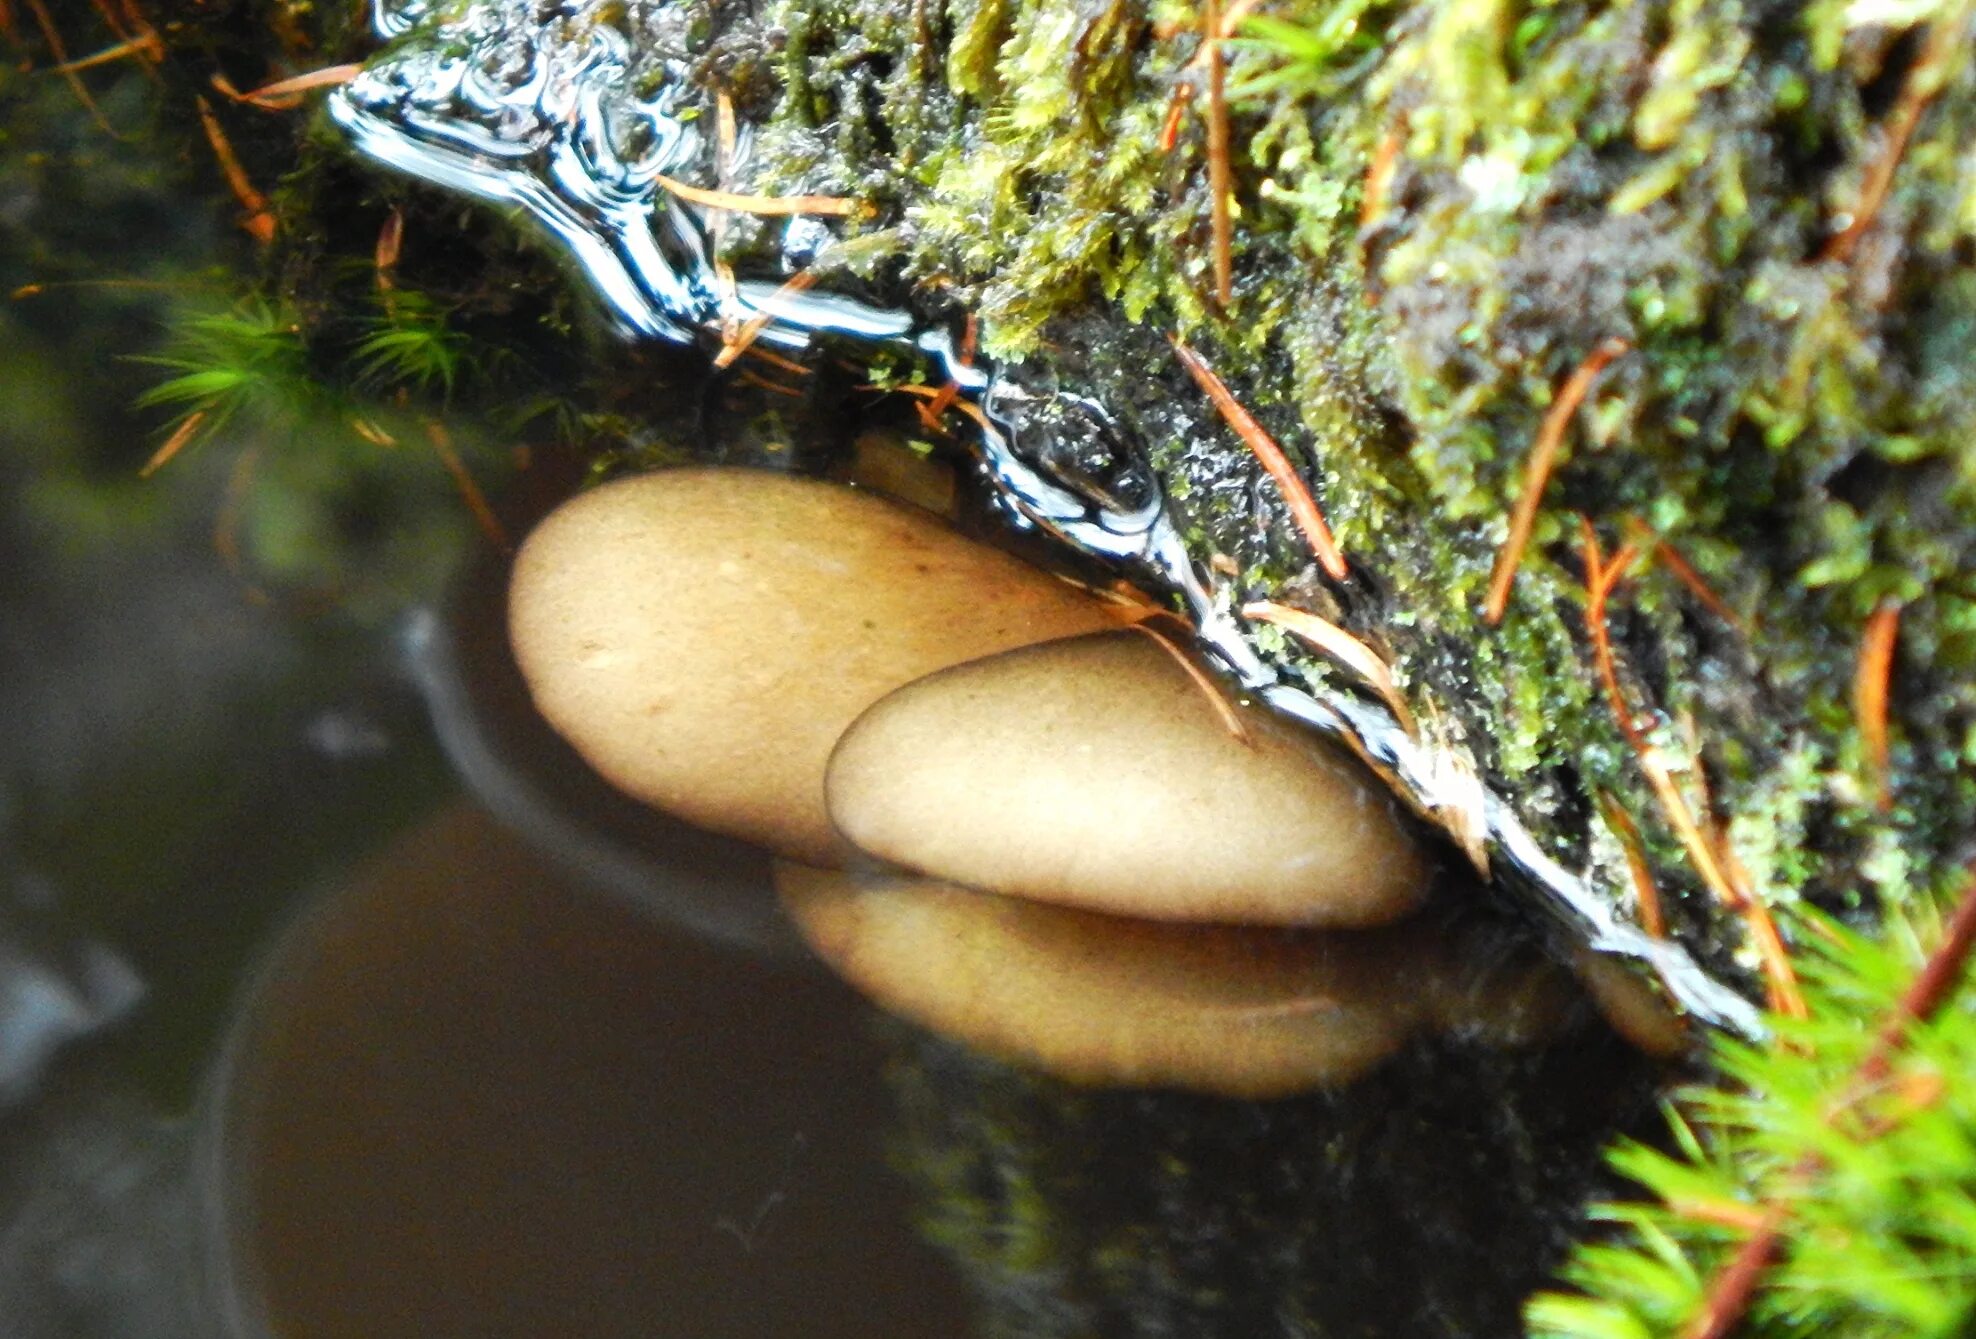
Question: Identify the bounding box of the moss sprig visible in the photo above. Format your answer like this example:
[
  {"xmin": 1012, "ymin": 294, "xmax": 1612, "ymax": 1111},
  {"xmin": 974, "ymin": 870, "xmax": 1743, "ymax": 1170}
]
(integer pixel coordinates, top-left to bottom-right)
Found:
[{"xmin": 1531, "ymin": 884, "xmax": 1976, "ymax": 1338}]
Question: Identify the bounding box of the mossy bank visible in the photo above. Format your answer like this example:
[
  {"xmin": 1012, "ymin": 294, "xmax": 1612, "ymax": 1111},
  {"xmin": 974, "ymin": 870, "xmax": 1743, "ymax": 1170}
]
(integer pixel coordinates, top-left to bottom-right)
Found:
[{"xmin": 326, "ymin": 0, "xmax": 1976, "ymax": 984}]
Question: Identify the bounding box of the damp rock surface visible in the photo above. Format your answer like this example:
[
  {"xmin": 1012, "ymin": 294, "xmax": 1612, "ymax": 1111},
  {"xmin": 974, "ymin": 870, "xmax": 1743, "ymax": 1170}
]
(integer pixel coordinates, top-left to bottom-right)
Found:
[{"xmin": 507, "ymin": 467, "xmax": 1114, "ymax": 865}]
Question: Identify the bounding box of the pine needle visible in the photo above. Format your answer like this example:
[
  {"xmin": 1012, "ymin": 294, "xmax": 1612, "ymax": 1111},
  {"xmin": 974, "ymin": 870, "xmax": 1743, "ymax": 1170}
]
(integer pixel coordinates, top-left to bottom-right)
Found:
[
  {"xmin": 138, "ymin": 409, "xmax": 206, "ymax": 478},
  {"xmin": 654, "ymin": 173, "xmax": 868, "ymax": 218},
  {"xmin": 1205, "ymin": 0, "xmax": 1234, "ymax": 309},
  {"xmin": 1129, "ymin": 622, "xmax": 1253, "ymax": 745},
  {"xmin": 1485, "ymin": 337, "xmax": 1630, "ymax": 624},
  {"xmin": 714, "ymin": 269, "xmax": 820, "ymax": 370},
  {"xmin": 194, "ymin": 97, "xmax": 275, "ymax": 243},
  {"xmin": 1597, "ymin": 789, "xmax": 1666, "ymax": 939},
  {"xmin": 1855, "ymin": 599, "xmax": 1900, "ymax": 812},
  {"xmin": 22, "ymin": 0, "xmax": 120, "ymax": 137},
  {"xmin": 1821, "ymin": 16, "xmax": 1963, "ymax": 266},
  {"xmin": 422, "ymin": 419, "xmax": 509, "ymax": 552},
  {"xmin": 1240, "ymin": 599, "xmax": 1416, "ymax": 736},
  {"xmin": 1171, "ymin": 335, "xmax": 1349, "ymax": 580}
]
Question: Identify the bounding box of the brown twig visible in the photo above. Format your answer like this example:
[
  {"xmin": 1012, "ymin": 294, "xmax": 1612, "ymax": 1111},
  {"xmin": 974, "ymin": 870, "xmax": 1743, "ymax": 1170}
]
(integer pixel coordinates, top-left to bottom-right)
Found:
[
  {"xmin": 654, "ymin": 173, "xmax": 867, "ymax": 218},
  {"xmin": 1855, "ymin": 599, "xmax": 1900, "ymax": 812},
  {"xmin": 1686, "ymin": 865, "xmax": 1976, "ymax": 1339},
  {"xmin": 194, "ymin": 96, "xmax": 275, "ymax": 243},
  {"xmin": 1240, "ymin": 599, "xmax": 1416, "ymax": 736},
  {"xmin": 1484, "ymin": 337, "xmax": 1631, "ymax": 624},
  {"xmin": 1205, "ymin": 0, "xmax": 1234, "ymax": 309},
  {"xmin": 1171, "ymin": 335, "xmax": 1349, "ymax": 580},
  {"xmin": 1821, "ymin": 16, "xmax": 1964, "ymax": 265}
]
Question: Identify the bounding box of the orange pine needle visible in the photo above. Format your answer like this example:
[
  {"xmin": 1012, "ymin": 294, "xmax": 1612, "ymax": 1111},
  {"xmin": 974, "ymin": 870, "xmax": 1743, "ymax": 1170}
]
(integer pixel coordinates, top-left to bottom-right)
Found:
[
  {"xmin": 139, "ymin": 410, "xmax": 206, "ymax": 478},
  {"xmin": 1358, "ymin": 126, "xmax": 1403, "ymax": 238},
  {"xmin": 714, "ymin": 268, "xmax": 820, "ymax": 371},
  {"xmin": 53, "ymin": 32, "xmax": 160, "ymax": 72},
  {"xmin": 1130, "ymin": 622, "xmax": 1252, "ymax": 745},
  {"xmin": 1581, "ymin": 518, "xmax": 1802, "ymax": 1016},
  {"xmin": 1240, "ymin": 599, "xmax": 1416, "ymax": 736},
  {"xmin": 921, "ymin": 312, "xmax": 977, "ymax": 425},
  {"xmin": 374, "ymin": 207, "xmax": 404, "ymax": 289},
  {"xmin": 423, "ymin": 420, "xmax": 510, "ymax": 552},
  {"xmin": 1597, "ymin": 789, "xmax": 1666, "ymax": 938},
  {"xmin": 1171, "ymin": 336, "xmax": 1349, "ymax": 581},
  {"xmin": 1822, "ymin": 17, "xmax": 1961, "ymax": 266},
  {"xmin": 214, "ymin": 63, "xmax": 361, "ymax": 109},
  {"xmin": 1484, "ymin": 336, "xmax": 1631, "ymax": 623},
  {"xmin": 742, "ymin": 344, "xmax": 811, "ymax": 377},
  {"xmin": 83, "ymin": 0, "xmax": 130, "ymax": 40},
  {"xmin": 194, "ymin": 97, "xmax": 275, "ymax": 243},
  {"xmin": 1582, "ymin": 519, "xmax": 1647, "ymax": 748},
  {"xmin": 1624, "ymin": 514, "xmax": 1749, "ymax": 633},
  {"xmin": 1158, "ymin": 79, "xmax": 1195, "ymax": 152},
  {"xmin": 654, "ymin": 173, "xmax": 867, "ymax": 218},
  {"xmin": 1204, "ymin": 0, "xmax": 1234, "ymax": 310},
  {"xmin": 1687, "ymin": 865, "xmax": 1976, "ymax": 1339},
  {"xmin": 1856, "ymin": 598, "xmax": 1900, "ymax": 811},
  {"xmin": 23, "ymin": 0, "xmax": 119, "ymax": 137},
  {"xmin": 735, "ymin": 366, "xmax": 804, "ymax": 398}
]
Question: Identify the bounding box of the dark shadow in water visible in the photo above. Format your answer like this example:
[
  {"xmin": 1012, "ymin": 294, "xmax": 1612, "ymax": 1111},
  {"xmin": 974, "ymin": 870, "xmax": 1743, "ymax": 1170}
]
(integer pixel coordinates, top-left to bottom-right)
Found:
[
  {"xmin": 886, "ymin": 1019, "xmax": 1663, "ymax": 1339},
  {"xmin": 407, "ymin": 547, "xmax": 795, "ymax": 958},
  {"xmin": 203, "ymin": 803, "xmax": 969, "ymax": 1339}
]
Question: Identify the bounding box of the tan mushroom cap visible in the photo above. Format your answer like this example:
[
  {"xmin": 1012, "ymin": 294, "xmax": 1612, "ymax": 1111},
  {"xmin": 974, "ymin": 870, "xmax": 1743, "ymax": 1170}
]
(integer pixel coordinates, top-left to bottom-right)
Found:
[
  {"xmin": 825, "ymin": 631, "xmax": 1434, "ymax": 926},
  {"xmin": 508, "ymin": 468, "xmax": 1115, "ymax": 866},
  {"xmin": 774, "ymin": 861, "xmax": 1420, "ymax": 1097}
]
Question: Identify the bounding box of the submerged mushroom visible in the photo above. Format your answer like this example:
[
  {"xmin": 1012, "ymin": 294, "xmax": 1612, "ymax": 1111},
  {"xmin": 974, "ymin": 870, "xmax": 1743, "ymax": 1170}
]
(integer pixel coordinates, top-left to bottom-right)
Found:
[
  {"xmin": 826, "ymin": 630, "xmax": 1433, "ymax": 927},
  {"xmin": 775, "ymin": 862, "xmax": 1583, "ymax": 1098},
  {"xmin": 507, "ymin": 468, "xmax": 1114, "ymax": 865}
]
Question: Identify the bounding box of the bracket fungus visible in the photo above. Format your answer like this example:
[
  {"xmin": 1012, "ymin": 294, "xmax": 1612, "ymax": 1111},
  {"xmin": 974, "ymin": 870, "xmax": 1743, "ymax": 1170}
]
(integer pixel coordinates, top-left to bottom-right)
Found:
[
  {"xmin": 507, "ymin": 468, "xmax": 1113, "ymax": 866},
  {"xmin": 826, "ymin": 631, "xmax": 1433, "ymax": 927}
]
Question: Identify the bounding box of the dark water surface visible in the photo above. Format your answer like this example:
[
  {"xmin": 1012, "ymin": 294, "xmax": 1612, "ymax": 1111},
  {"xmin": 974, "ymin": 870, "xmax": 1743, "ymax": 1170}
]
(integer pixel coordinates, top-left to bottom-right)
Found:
[{"xmin": 208, "ymin": 803, "xmax": 963, "ymax": 1339}]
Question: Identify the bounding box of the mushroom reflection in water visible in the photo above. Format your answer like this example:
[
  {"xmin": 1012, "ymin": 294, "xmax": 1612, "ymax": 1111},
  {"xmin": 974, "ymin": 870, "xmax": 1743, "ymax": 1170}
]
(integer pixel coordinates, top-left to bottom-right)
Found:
[{"xmin": 776, "ymin": 863, "xmax": 1588, "ymax": 1100}]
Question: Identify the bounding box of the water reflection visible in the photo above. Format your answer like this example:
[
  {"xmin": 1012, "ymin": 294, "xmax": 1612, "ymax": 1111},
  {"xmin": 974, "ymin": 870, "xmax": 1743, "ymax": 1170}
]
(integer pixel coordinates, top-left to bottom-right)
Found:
[{"xmin": 199, "ymin": 803, "xmax": 962, "ymax": 1339}]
